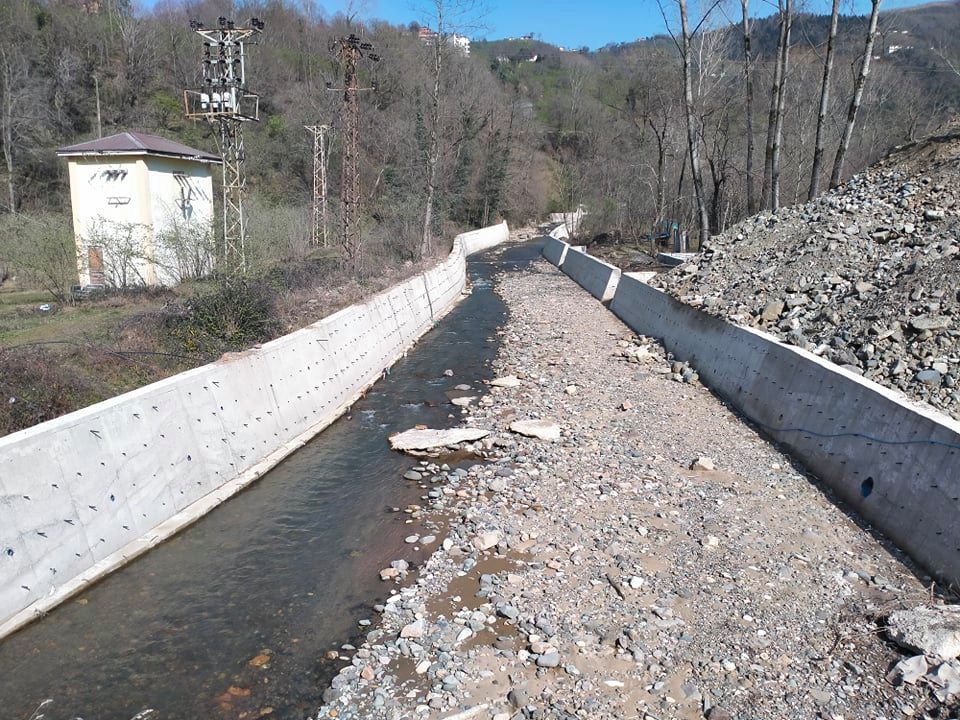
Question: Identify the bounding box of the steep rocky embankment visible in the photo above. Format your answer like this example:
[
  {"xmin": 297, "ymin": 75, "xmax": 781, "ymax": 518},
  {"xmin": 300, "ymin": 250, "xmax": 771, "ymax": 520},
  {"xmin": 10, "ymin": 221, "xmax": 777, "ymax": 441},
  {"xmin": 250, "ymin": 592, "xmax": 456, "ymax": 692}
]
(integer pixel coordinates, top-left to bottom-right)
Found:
[{"xmin": 652, "ymin": 129, "xmax": 960, "ymax": 420}]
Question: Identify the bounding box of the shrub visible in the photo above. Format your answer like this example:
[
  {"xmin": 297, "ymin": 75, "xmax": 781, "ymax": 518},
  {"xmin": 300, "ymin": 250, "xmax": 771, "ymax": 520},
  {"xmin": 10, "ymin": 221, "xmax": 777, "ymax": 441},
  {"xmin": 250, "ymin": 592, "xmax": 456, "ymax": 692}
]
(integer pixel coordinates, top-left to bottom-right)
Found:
[{"xmin": 163, "ymin": 277, "xmax": 279, "ymax": 357}]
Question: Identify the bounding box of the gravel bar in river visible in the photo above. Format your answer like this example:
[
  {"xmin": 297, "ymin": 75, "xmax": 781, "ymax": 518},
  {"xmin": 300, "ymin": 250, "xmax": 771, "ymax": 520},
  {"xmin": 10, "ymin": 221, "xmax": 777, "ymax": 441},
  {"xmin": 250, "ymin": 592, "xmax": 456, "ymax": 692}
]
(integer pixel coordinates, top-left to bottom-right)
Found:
[{"xmin": 316, "ymin": 252, "xmax": 946, "ymax": 720}]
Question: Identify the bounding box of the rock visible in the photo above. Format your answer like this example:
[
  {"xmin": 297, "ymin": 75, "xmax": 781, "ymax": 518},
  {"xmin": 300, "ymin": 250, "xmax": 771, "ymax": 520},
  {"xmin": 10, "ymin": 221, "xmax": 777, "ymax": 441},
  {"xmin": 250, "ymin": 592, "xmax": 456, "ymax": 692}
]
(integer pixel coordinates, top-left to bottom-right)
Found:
[
  {"xmin": 536, "ymin": 651, "xmax": 561, "ymax": 668},
  {"xmin": 691, "ymin": 456, "xmax": 716, "ymax": 471},
  {"xmin": 760, "ymin": 299, "xmax": 785, "ymax": 323},
  {"xmin": 474, "ymin": 530, "xmax": 501, "ymax": 550},
  {"xmin": 910, "ymin": 316, "xmax": 951, "ymax": 331},
  {"xmin": 915, "ymin": 369, "xmax": 942, "ymax": 386},
  {"xmin": 443, "ymin": 369, "xmax": 454, "ymax": 376},
  {"xmin": 404, "ymin": 535, "xmax": 420, "ymax": 544},
  {"xmin": 889, "ymin": 654, "xmax": 928, "ymax": 685},
  {"xmin": 888, "ymin": 605, "xmax": 960, "ymax": 659},
  {"xmin": 619, "ymin": 400, "xmax": 634, "ymax": 411},
  {"xmin": 496, "ymin": 603, "xmax": 520, "ymax": 620},
  {"xmin": 451, "ymin": 396, "xmax": 476, "ymax": 407},
  {"xmin": 360, "ymin": 665, "xmax": 375, "ymax": 681},
  {"xmin": 700, "ymin": 535, "xmax": 720, "ymax": 548},
  {"xmin": 507, "ymin": 688, "xmax": 529, "ymax": 708},
  {"xmin": 380, "ymin": 568, "xmax": 400, "ymax": 580},
  {"xmin": 487, "ymin": 477, "xmax": 507, "ymax": 493},
  {"xmin": 924, "ymin": 208, "xmax": 946, "ymax": 221},
  {"xmin": 400, "ymin": 619, "xmax": 425, "ymax": 639},
  {"xmin": 490, "ymin": 375, "xmax": 522, "ymax": 388},
  {"xmin": 509, "ymin": 419, "xmax": 561, "ymax": 441},
  {"xmin": 403, "ymin": 470, "xmax": 423, "ymax": 481},
  {"xmin": 390, "ymin": 427, "xmax": 490, "ymax": 451},
  {"xmin": 706, "ymin": 708, "xmax": 732, "ymax": 720},
  {"xmin": 930, "ymin": 660, "xmax": 960, "ymax": 700},
  {"xmin": 564, "ymin": 384, "xmax": 578, "ymax": 395}
]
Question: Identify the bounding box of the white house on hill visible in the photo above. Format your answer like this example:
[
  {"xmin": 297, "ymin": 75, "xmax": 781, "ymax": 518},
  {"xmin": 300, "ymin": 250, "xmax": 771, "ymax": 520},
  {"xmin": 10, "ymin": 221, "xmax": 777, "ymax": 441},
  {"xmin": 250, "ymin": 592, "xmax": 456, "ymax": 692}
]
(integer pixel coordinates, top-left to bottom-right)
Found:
[{"xmin": 57, "ymin": 131, "xmax": 221, "ymax": 288}]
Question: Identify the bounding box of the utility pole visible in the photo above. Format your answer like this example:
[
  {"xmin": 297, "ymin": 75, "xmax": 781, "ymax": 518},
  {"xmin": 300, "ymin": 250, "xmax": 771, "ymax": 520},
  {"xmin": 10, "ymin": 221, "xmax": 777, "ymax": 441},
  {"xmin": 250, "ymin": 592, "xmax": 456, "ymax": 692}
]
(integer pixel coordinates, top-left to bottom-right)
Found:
[
  {"xmin": 305, "ymin": 124, "xmax": 330, "ymax": 247},
  {"xmin": 331, "ymin": 34, "xmax": 378, "ymax": 272},
  {"xmin": 184, "ymin": 16, "xmax": 264, "ymax": 275}
]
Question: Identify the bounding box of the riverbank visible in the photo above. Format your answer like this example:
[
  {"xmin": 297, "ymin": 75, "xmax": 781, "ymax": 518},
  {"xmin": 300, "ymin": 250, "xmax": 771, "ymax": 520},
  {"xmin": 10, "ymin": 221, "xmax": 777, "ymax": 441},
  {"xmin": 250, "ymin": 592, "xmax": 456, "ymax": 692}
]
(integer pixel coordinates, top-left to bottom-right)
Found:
[{"xmin": 318, "ymin": 255, "xmax": 944, "ymax": 719}]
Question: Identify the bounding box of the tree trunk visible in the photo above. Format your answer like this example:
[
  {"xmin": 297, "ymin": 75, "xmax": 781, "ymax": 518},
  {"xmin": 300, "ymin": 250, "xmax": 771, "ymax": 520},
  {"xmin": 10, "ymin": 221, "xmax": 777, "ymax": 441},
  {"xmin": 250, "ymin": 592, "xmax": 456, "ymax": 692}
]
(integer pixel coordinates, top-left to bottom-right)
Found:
[
  {"xmin": 763, "ymin": 0, "xmax": 792, "ymax": 212},
  {"xmin": 761, "ymin": 0, "xmax": 791, "ymax": 212},
  {"xmin": 420, "ymin": 3, "xmax": 444, "ymax": 259},
  {"xmin": 678, "ymin": 0, "xmax": 710, "ymax": 246},
  {"xmin": 808, "ymin": 0, "xmax": 840, "ymax": 200},
  {"xmin": 741, "ymin": 0, "xmax": 756, "ymax": 214},
  {"xmin": 830, "ymin": 0, "xmax": 881, "ymax": 189},
  {"xmin": 0, "ymin": 48, "xmax": 15, "ymax": 214}
]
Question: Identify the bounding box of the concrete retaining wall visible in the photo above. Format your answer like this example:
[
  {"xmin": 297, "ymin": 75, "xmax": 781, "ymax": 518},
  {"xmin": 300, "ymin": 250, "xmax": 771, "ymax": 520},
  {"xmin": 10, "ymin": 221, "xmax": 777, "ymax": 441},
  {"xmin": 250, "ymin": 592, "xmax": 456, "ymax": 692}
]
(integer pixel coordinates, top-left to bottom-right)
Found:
[
  {"xmin": 542, "ymin": 236, "xmax": 569, "ymax": 267},
  {"xmin": 559, "ymin": 248, "xmax": 621, "ymax": 302},
  {"xmin": 0, "ymin": 222, "xmax": 509, "ymax": 638},
  {"xmin": 608, "ymin": 273, "xmax": 960, "ymax": 585}
]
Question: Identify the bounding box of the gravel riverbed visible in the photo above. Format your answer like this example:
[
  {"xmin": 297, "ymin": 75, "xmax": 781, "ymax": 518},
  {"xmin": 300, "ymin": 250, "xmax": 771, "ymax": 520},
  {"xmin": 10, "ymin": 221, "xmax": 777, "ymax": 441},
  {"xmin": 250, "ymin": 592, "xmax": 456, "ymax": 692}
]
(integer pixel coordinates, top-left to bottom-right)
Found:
[{"xmin": 316, "ymin": 252, "xmax": 949, "ymax": 720}]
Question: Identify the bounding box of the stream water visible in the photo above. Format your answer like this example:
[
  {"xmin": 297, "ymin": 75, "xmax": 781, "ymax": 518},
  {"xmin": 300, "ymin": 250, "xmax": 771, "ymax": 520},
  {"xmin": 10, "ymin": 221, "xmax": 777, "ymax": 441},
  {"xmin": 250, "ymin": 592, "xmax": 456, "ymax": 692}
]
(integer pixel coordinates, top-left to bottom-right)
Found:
[{"xmin": 0, "ymin": 240, "xmax": 543, "ymax": 720}]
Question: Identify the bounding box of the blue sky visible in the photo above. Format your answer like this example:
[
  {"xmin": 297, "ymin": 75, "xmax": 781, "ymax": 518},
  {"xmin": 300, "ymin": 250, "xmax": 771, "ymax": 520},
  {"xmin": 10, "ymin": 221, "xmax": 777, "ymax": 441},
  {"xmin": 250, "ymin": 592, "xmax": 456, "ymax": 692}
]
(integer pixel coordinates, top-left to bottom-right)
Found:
[
  {"xmin": 142, "ymin": 0, "xmax": 941, "ymax": 50},
  {"xmin": 320, "ymin": 0, "xmax": 940, "ymax": 49}
]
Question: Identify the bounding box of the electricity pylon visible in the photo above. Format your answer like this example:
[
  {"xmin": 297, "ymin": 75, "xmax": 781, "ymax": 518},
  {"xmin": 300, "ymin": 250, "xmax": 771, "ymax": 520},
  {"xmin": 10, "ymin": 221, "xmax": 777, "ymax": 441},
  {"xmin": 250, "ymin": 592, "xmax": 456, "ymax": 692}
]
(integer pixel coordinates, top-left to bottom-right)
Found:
[
  {"xmin": 184, "ymin": 16, "xmax": 264, "ymax": 274},
  {"xmin": 332, "ymin": 34, "xmax": 378, "ymax": 272},
  {"xmin": 305, "ymin": 124, "xmax": 330, "ymax": 248}
]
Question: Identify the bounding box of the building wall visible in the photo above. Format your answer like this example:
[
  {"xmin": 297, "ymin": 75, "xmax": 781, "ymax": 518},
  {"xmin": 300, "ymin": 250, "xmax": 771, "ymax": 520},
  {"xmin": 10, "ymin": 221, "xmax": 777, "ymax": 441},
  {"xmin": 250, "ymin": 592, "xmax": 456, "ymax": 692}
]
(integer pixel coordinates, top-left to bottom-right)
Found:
[
  {"xmin": 144, "ymin": 156, "xmax": 216, "ymax": 286},
  {"xmin": 67, "ymin": 155, "xmax": 215, "ymax": 288},
  {"xmin": 68, "ymin": 157, "xmax": 150, "ymax": 286}
]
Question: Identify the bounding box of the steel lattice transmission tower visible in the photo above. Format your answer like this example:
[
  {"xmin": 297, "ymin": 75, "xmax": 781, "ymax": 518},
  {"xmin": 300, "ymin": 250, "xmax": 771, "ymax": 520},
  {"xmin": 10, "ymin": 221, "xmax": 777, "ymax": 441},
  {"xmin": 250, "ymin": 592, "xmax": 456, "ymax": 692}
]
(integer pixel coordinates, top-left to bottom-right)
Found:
[
  {"xmin": 184, "ymin": 16, "xmax": 264, "ymax": 274},
  {"xmin": 333, "ymin": 34, "xmax": 378, "ymax": 271},
  {"xmin": 305, "ymin": 124, "xmax": 330, "ymax": 248}
]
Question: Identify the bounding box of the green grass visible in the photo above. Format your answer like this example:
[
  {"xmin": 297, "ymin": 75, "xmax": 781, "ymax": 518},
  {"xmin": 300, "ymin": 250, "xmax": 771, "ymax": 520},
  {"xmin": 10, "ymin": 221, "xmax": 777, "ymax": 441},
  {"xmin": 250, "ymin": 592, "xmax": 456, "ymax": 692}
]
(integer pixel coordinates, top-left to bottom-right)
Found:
[{"xmin": 0, "ymin": 291, "xmax": 165, "ymax": 348}]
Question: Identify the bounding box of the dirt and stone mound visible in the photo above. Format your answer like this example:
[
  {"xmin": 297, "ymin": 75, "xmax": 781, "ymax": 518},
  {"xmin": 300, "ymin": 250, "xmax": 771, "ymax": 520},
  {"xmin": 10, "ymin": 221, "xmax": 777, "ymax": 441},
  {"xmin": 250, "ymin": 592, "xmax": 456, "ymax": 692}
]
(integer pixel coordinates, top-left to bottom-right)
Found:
[{"xmin": 652, "ymin": 128, "xmax": 960, "ymax": 420}]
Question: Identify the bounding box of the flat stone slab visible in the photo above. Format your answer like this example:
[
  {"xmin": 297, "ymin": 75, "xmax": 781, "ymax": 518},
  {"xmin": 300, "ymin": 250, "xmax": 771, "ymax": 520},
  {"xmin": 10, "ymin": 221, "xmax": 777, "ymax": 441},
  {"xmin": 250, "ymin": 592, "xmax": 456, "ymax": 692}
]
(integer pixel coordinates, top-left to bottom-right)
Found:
[
  {"xmin": 490, "ymin": 375, "xmax": 522, "ymax": 388},
  {"xmin": 389, "ymin": 427, "xmax": 490, "ymax": 452},
  {"xmin": 509, "ymin": 419, "xmax": 561, "ymax": 441},
  {"xmin": 888, "ymin": 605, "xmax": 960, "ymax": 659}
]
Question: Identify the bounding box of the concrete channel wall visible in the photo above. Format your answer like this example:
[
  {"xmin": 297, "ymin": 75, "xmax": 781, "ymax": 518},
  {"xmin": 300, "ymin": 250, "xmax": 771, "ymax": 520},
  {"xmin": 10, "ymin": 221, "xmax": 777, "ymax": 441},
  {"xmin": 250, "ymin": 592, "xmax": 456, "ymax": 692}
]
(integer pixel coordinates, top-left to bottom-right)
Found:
[
  {"xmin": 542, "ymin": 236, "xmax": 569, "ymax": 266},
  {"xmin": 0, "ymin": 221, "xmax": 509, "ymax": 639},
  {"xmin": 560, "ymin": 248, "xmax": 622, "ymax": 302},
  {"xmin": 544, "ymin": 239, "xmax": 960, "ymax": 585}
]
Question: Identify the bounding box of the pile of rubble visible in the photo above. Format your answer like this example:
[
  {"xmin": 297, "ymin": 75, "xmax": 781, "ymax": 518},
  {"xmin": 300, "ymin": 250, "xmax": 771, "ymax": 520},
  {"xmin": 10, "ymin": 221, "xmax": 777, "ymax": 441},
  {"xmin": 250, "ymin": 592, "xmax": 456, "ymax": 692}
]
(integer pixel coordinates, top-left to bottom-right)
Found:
[{"xmin": 652, "ymin": 129, "xmax": 960, "ymax": 419}]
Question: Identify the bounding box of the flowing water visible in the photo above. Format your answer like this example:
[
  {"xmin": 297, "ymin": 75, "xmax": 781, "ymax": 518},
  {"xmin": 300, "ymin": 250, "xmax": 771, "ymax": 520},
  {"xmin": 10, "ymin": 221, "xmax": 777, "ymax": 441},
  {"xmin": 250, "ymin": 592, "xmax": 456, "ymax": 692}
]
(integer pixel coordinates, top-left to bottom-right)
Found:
[{"xmin": 0, "ymin": 240, "xmax": 543, "ymax": 720}]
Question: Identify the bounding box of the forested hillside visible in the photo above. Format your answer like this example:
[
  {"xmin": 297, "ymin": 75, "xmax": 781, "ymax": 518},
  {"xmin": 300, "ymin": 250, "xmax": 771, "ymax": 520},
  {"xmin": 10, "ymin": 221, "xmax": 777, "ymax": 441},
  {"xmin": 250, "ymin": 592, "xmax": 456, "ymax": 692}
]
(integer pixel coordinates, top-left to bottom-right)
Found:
[{"xmin": 2, "ymin": 0, "xmax": 959, "ymax": 253}]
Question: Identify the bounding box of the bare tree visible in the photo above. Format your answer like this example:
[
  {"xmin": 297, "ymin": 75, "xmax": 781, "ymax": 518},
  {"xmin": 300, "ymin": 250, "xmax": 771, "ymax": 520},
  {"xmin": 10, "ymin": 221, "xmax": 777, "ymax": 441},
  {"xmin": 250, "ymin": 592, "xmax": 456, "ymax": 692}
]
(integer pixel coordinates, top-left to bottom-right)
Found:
[
  {"xmin": 830, "ymin": 0, "xmax": 882, "ymax": 189},
  {"xmin": 808, "ymin": 0, "xmax": 841, "ymax": 200},
  {"xmin": 761, "ymin": 0, "xmax": 793, "ymax": 212},
  {"xmin": 658, "ymin": 0, "xmax": 713, "ymax": 247},
  {"xmin": 741, "ymin": 0, "xmax": 757, "ymax": 214},
  {"xmin": 0, "ymin": 46, "xmax": 35, "ymax": 215},
  {"xmin": 417, "ymin": 0, "xmax": 484, "ymax": 258}
]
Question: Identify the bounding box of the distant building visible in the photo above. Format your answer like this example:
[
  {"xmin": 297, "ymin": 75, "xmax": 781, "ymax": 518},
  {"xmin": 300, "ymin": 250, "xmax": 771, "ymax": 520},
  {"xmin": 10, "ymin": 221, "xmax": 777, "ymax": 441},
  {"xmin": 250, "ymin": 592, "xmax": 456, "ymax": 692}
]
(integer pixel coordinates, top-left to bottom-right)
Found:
[
  {"xmin": 417, "ymin": 27, "xmax": 470, "ymax": 55},
  {"xmin": 450, "ymin": 33, "xmax": 471, "ymax": 55},
  {"xmin": 57, "ymin": 131, "xmax": 220, "ymax": 288}
]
